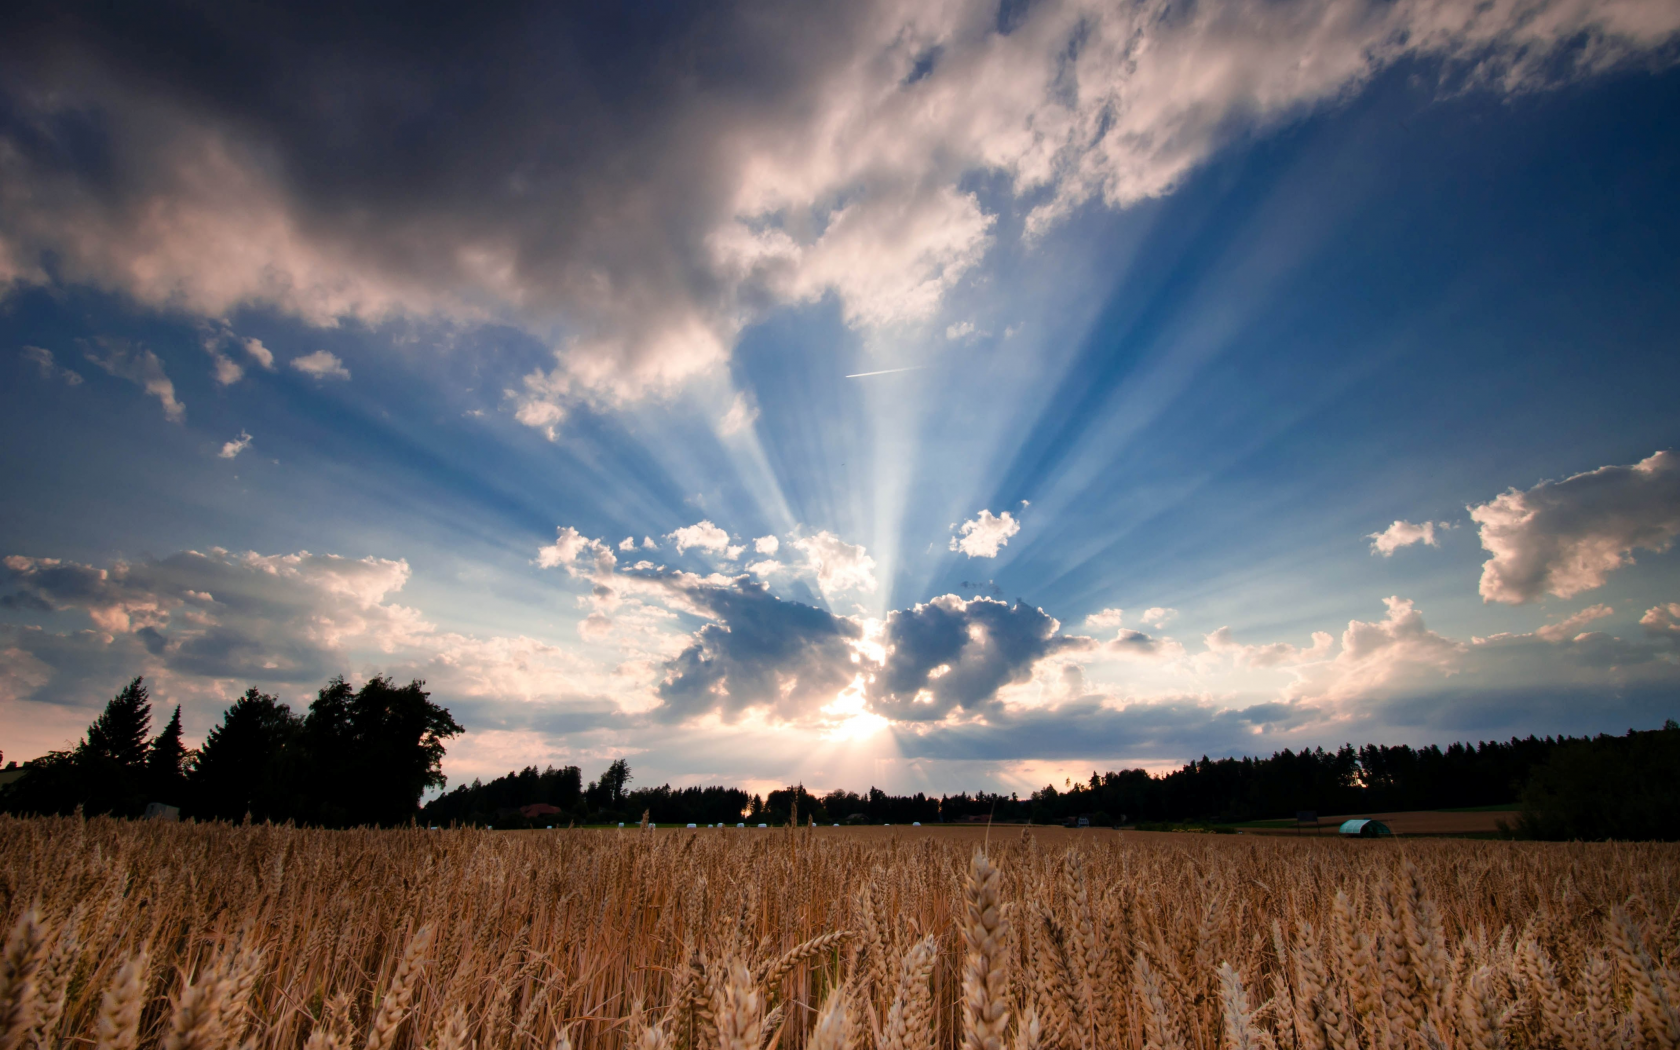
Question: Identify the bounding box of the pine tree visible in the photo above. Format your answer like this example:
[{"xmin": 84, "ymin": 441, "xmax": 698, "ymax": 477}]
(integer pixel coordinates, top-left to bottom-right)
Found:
[
  {"xmin": 147, "ymin": 705, "xmax": 189, "ymax": 803},
  {"xmin": 83, "ymin": 677, "xmax": 152, "ymax": 769}
]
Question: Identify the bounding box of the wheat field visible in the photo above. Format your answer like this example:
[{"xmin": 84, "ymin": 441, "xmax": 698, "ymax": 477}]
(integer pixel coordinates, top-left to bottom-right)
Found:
[{"xmin": 0, "ymin": 817, "xmax": 1676, "ymax": 1050}]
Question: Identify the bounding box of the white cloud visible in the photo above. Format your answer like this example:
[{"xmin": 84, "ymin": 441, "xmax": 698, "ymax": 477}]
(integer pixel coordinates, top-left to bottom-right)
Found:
[
  {"xmin": 1084, "ymin": 607, "xmax": 1124, "ymax": 629},
  {"xmin": 667, "ymin": 521, "xmax": 732, "ymax": 555},
  {"xmin": 1106, "ymin": 629, "xmax": 1185, "ymax": 662},
  {"xmin": 719, "ymin": 391, "xmax": 759, "ymax": 436},
  {"xmin": 1470, "ymin": 450, "xmax": 1680, "ymax": 603},
  {"xmin": 1369, "ymin": 520, "xmax": 1445, "ymax": 556},
  {"xmin": 949, "ymin": 509, "xmax": 1022, "ymax": 558},
  {"xmin": 1535, "ymin": 603, "xmax": 1614, "ymax": 643},
  {"xmin": 241, "ymin": 337, "xmax": 275, "ymax": 370},
  {"xmin": 291, "ymin": 350, "xmax": 351, "ymax": 381},
  {"xmin": 1289, "ymin": 597, "xmax": 1464, "ymax": 702},
  {"xmin": 642, "ymin": 537, "xmax": 659, "ymax": 550},
  {"xmin": 21, "ymin": 346, "xmax": 81, "ymax": 386},
  {"xmin": 791, "ymin": 530, "xmax": 877, "ymax": 597},
  {"xmin": 725, "ymin": 545, "xmax": 745, "ymax": 560},
  {"xmin": 1641, "ymin": 603, "xmax": 1680, "ymax": 639},
  {"xmin": 85, "ymin": 341, "xmax": 184, "ymax": 422},
  {"xmin": 1204, "ymin": 626, "xmax": 1334, "ymax": 669},
  {"xmin": 210, "ymin": 353, "xmax": 244, "ymax": 386},
  {"xmin": 536, "ymin": 526, "xmax": 617, "ymax": 576},
  {"xmin": 754, "ymin": 535, "xmax": 779, "ymax": 555},
  {"xmin": 218, "ymin": 430, "xmax": 253, "ymax": 459},
  {"xmin": 945, "ymin": 320, "xmax": 975, "ymax": 340},
  {"xmin": 1139, "ymin": 607, "xmax": 1177, "ymax": 629},
  {"xmin": 618, "ymin": 537, "xmax": 637, "ymax": 551}
]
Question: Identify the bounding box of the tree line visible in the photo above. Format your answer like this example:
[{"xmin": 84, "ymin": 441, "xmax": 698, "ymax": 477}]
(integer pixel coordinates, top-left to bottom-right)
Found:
[
  {"xmin": 0, "ymin": 675, "xmax": 462, "ymax": 827},
  {"xmin": 4, "ymin": 673, "xmax": 1673, "ymax": 839},
  {"xmin": 427, "ymin": 721, "xmax": 1680, "ymax": 840}
]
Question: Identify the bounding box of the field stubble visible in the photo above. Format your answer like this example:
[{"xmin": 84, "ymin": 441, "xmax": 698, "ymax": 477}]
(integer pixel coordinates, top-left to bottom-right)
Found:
[{"xmin": 0, "ymin": 817, "xmax": 1675, "ymax": 1050}]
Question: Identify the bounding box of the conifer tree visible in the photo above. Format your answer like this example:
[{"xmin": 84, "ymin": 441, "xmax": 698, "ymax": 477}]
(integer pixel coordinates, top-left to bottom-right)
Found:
[
  {"xmin": 83, "ymin": 677, "xmax": 152, "ymax": 769},
  {"xmin": 146, "ymin": 705, "xmax": 189, "ymax": 803}
]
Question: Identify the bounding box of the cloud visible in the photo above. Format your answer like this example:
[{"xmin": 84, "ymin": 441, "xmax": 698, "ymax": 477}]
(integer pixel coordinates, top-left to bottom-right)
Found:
[
  {"xmin": 210, "ymin": 353, "xmax": 244, "ymax": 386},
  {"xmin": 1204, "ymin": 626, "xmax": 1334, "ymax": 669},
  {"xmin": 1139, "ymin": 607, "xmax": 1176, "ymax": 629},
  {"xmin": 218, "ymin": 430, "xmax": 253, "ymax": 459},
  {"xmin": 241, "ymin": 337, "xmax": 275, "ymax": 370},
  {"xmin": 1641, "ymin": 603, "xmax": 1680, "ymax": 639},
  {"xmin": 537, "ymin": 527, "xmax": 618, "ymax": 576},
  {"xmin": 291, "ymin": 350, "xmax": 351, "ymax": 381},
  {"xmin": 1470, "ymin": 450, "xmax": 1680, "ymax": 603},
  {"xmin": 667, "ymin": 521, "xmax": 732, "ymax": 555},
  {"xmin": 1290, "ymin": 597, "xmax": 1464, "ymax": 702},
  {"xmin": 791, "ymin": 530, "xmax": 877, "ymax": 597},
  {"xmin": 1084, "ymin": 608, "xmax": 1124, "ymax": 629},
  {"xmin": 1105, "ymin": 628, "xmax": 1185, "ymax": 661},
  {"xmin": 22, "ymin": 346, "xmax": 82, "ymax": 386},
  {"xmin": 1369, "ymin": 520, "xmax": 1445, "ymax": 556},
  {"xmin": 949, "ymin": 509, "xmax": 1021, "ymax": 558},
  {"xmin": 85, "ymin": 341, "xmax": 184, "ymax": 421},
  {"xmin": 719, "ymin": 392, "xmax": 759, "ymax": 436},
  {"xmin": 654, "ymin": 577, "xmax": 862, "ymax": 722},
  {"xmin": 945, "ymin": 320, "xmax": 975, "ymax": 340},
  {"xmin": 1535, "ymin": 603, "xmax": 1614, "ymax": 643},
  {"xmin": 869, "ymin": 595, "xmax": 1092, "ymax": 720},
  {"xmin": 3, "ymin": 0, "xmax": 1672, "ymax": 426},
  {"xmin": 0, "ymin": 548, "xmax": 420, "ymax": 685},
  {"xmin": 754, "ymin": 536, "xmax": 779, "ymax": 555}
]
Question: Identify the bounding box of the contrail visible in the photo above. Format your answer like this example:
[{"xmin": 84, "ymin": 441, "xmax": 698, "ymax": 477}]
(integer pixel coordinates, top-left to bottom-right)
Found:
[{"xmin": 844, "ymin": 366, "xmax": 927, "ymax": 378}]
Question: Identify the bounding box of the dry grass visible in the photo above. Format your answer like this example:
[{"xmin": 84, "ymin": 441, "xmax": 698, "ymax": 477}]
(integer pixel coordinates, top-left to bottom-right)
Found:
[{"xmin": 1, "ymin": 816, "xmax": 1677, "ymax": 1050}]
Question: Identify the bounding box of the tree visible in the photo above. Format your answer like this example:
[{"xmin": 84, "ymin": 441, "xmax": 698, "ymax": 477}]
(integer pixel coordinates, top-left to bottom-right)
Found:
[
  {"xmin": 83, "ymin": 677, "xmax": 152, "ymax": 769},
  {"xmin": 294, "ymin": 676, "xmax": 463, "ymax": 827},
  {"xmin": 189, "ymin": 689, "xmax": 300, "ymax": 822},
  {"xmin": 600, "ymin": 759, "xmax": 632, "ymax": 807},
  {"xmin": 146, "ymin": 705, "xmax": 189, "ymax": 805}
]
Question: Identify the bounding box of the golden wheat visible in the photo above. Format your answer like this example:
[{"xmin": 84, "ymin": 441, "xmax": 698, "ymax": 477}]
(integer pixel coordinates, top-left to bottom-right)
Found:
[{"xmin": 1, "ymin": 816, "xmax": 1677, "ymax": 1050}]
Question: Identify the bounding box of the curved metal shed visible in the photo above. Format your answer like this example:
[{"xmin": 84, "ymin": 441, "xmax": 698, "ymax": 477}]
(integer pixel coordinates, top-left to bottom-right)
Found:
[{"xmin": 1338, "ymin": 818, "xmax": 1392, "ymax": 837}]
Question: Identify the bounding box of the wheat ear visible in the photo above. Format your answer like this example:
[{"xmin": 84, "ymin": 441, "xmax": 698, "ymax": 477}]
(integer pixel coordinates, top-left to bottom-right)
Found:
[
  {"xmin": 806, "ymin": 985, "xmax": 851, "ymax": 1050},
  {"xmin": 30, "ymin": 907, "xmax": 79, "ymax": 1050},
  {"xmin": 430, "ymin": 1006, "xmax": 471, "ymax": 1050},
  {"xmin": 882, "ymin": 935, "xmax": 936, "ymax": 1050},
  {"xmin": 1608, "ymin": 907, "xmax": 1680, "ymax": 1050},
  {"xmin": 1215, "ymin": 962, "xmax": 1267, "ymax": 1050},
  {"xmin": 1457, "ymin": 966, "xmax": 1504, "ymax": 1050},
  {"xmin": 715, "ymin": 958, "xmax": 763, "ymax": 1050},
  {"xmin": 962, "ymin": 849, "xmax": 1010, "ymax": 1050},
  {"xmin": 161, "ymin": 961, "xmax": 233, "ymax": 1050},
  {"xmin": 92, "ymin": 948, "xmax": 149, "ymax": 1050},
  {"xmin": 0, "ymin": 908, "xmax": 48, "ymax": 1050},
  {"xmin": 364, "ymin": 925, "xmax": 433, "ymax": 1050},
  {"xmin": 1133, "ymin": 952, "xmax": 1185, "ymax": 1050}
]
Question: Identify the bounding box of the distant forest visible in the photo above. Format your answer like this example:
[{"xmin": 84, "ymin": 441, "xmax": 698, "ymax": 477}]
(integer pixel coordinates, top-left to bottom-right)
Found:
[
  {"xmin": 3, "ymin": 674, "xmax": 1676, "ymax": 839},
  {"xmin": 425, "ymin": 720, "xmax": 1680, "ymax": 840}
]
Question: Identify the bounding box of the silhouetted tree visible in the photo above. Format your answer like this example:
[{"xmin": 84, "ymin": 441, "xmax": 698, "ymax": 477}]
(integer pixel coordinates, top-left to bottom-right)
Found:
[
  {"xmin": 189, "ymin": 689, "xmax": 300, "ymax": 822},
  {"xmin": 146, "ymin": 705, "xmax": 189, "ymax": 805},
  {"xmin": 294, "ymin": 676, "xmax": 463, "ymax": 827},
  {"xmin": 83, "ymin": 677, "xmax": 152, "ymax": 769}
]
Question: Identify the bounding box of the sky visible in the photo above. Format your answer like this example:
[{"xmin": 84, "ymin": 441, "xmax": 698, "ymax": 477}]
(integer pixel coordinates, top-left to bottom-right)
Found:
[{"xmin": 1, "ymin": 0, "xmax": 1678, "ymax": 798}]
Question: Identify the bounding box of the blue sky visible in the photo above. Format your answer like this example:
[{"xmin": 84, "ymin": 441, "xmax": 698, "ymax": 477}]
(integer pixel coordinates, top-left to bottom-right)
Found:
[{"xmin": 2, "ymin": 1, "xmax": 1678, "ymax": 796}]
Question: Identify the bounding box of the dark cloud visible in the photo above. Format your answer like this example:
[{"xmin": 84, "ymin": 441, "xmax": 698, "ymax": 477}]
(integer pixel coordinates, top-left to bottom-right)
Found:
[
  {"xmin": 654, "ymin": 575, "xmax": 861, "ymax": 722},
  {"xmin": 7, "ymin": 0, "xmax": 1664, "ymax": 424},
  {"xmin": 0, "ymin": 549, "xmax": 411, "ymax": 692},
  {"xmin": 868, "ymin": 595, "xmax": 1091, "ymax": 720}
]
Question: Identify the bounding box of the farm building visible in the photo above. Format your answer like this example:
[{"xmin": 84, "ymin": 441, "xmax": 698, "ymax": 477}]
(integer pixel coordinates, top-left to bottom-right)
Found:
[{"xmin": 1338, "ymin": 818, "xmax": 1393, "ymax": 837}]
